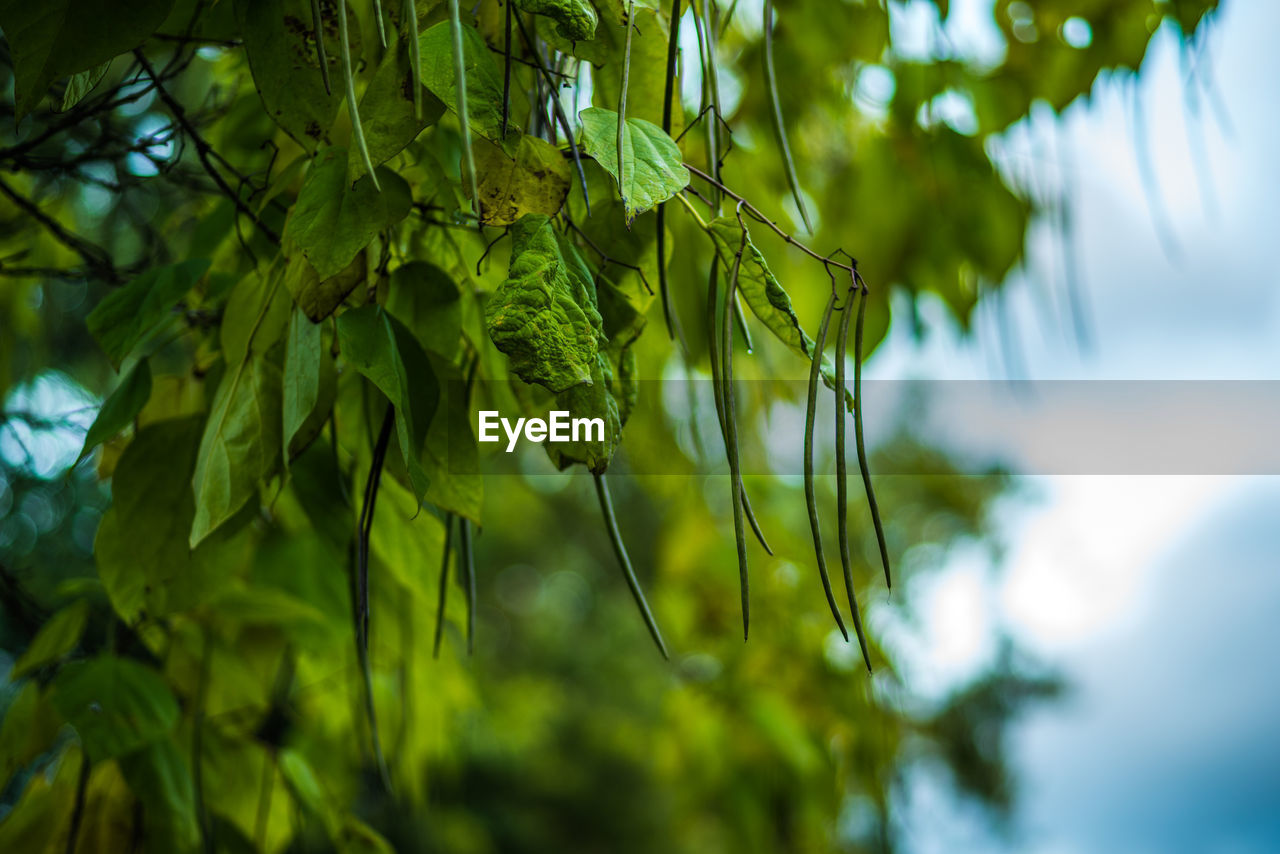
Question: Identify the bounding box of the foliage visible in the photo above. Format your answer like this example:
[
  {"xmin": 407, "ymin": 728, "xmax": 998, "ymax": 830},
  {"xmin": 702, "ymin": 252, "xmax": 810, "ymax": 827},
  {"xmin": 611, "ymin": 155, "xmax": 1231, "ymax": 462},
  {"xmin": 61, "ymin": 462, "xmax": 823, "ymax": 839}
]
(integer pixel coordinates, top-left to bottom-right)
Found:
[{"xmin": 0, "ymin": 0, "xmax": 1215, "ymax": 851}]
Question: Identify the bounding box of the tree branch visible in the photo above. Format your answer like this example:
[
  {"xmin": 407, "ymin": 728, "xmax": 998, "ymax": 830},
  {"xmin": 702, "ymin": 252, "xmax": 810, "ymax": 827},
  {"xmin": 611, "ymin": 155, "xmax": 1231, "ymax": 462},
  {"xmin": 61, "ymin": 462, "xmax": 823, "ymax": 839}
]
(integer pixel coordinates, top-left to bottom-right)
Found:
[{"xmin": 134, "ymin": 51, "xmax": 281, "ymax": 245}]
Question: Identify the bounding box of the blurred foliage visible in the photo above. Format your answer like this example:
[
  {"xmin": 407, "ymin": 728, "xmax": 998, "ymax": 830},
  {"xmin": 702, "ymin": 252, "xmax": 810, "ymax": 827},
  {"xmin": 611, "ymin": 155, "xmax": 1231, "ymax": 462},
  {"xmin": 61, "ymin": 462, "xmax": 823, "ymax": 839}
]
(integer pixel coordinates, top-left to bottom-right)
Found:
[{"xmin": 0, "ymin": 0, "xmax": 1214, "ymax": 852}]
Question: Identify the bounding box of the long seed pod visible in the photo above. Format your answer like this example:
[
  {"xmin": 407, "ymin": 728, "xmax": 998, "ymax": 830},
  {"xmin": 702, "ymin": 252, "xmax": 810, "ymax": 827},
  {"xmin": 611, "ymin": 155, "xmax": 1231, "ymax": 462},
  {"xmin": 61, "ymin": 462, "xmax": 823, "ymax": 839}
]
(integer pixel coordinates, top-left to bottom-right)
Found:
[
  {"xmin": 722, "ymin": 225, "xmax": 750, "ymax": 639},
  {"xmin": 594, "ymin": 473, "xmax": 670, "ymax": 658},
  {"xmin": 66, "ymin": 752, "xmax": 90, "ymax": 854},
  {"xmin": 447, "ymin": 0, "xmax": 479, "ymax": 215},
  {"xmin": 406, "ymin": 0, "xmax": 422, "ymax": 119},
  {"xmin": 373, "ymin": 0, "xmax": 387, "ymax": 48},
  {"xmin": 354, "ymin": 406, "xmax": 394, "ymax": 792},
  {"xmin": 853, "ymin": 279, "xmax": 892, "ymax": 589},
  {"xmin": 618, "ymin": 1, "xmax": 636, "ymax": 210},
  {"xmin": 690, "ymin": 1, "xmax": 720, "ymax": 211},
  {"xmin": 458, "ymin": 517, "xmax": 476, "ymax": 654},
  {"xmin": 311, "ymin": 0, "xmax": 331, "ymax": 96},
  {"xmin": 338, "ymin": 0, "xmax": 380, "ymax": 190},
  {"xmin": 514, "ymin": 12, "xmax": 590, "ymax": 215},
  {"xmin": 432, "ymin": 513, "xmax": 455, "ymax": 658},
  {"xmin": 501, "ymin": 0, "xmax": 513, "ymax": 137},
  {"xmin": 804, "ymin": 290, "xmax": 850, "ymax": 640},
  {"xmin": 357, "ymin": 407, "xmax": 394, "ymax": 653},
  {"xmin": 193, "ymin": 629, "xmax": 213, "ymax": 854},
  {"xmin": 763, "ymin": 0, "xmax": 814, "ymax": 233},
  {"xmin": 705, "ymin": 254, "xmax": 772, "ymax": 555},
  {"xmin": 657, "ymin": 0, "xmax": 683, "ymax": 343},
  {"xmin": 835, "ymin": 287, "xmax": 872, "ymax": 670}
]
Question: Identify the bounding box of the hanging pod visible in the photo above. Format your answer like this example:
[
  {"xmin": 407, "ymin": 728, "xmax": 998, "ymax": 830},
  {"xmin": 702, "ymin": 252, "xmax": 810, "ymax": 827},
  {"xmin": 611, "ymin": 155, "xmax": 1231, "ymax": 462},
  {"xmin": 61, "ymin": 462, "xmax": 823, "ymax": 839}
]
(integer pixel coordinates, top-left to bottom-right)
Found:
[
  {"xmin": 804, "ymin": 290, "xmax": 850, "ymax": 641},
  {"xmin": 338, "ymin": 0, "xmax": 380, "ymax": 190},
  {"xmin": 835, "ymin": 286, "xmax": 872, "ymax": 671},
  {"xmin": 433, "ymin": 512, "xmax": 455, "ymax": 658},
  {"xmin": 594, "ymin": 474, "xmax": 670, "ymax": 659},
  {"xmin": 852, "ymin": 276, "xmax": 892, "ymax": 590}
]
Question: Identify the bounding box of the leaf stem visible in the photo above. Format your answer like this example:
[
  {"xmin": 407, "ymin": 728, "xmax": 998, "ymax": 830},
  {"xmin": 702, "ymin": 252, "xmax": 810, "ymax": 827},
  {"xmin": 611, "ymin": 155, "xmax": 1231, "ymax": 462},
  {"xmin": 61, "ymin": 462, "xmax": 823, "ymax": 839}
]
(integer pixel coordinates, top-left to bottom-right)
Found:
[{"xmin": 433, "ymin": 513, "xmax": 454, "ymax": 658}]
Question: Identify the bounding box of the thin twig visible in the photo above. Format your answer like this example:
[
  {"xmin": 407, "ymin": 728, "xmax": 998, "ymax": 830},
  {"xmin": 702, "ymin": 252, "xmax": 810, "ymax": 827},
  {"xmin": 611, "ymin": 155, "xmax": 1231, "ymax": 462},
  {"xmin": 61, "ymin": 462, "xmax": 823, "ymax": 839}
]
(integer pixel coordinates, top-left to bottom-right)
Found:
[{"xmin": 134, "ymin": 51, "xmax": 282, "ymax": 244}]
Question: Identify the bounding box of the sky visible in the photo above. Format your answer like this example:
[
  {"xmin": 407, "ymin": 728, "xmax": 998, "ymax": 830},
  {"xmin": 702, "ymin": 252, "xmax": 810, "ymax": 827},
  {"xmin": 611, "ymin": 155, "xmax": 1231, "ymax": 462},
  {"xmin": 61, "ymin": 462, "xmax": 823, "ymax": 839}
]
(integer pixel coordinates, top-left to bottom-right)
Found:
[{"xmin": 870, "ymin": 2, "xmax": 1280, "ymax": 851}]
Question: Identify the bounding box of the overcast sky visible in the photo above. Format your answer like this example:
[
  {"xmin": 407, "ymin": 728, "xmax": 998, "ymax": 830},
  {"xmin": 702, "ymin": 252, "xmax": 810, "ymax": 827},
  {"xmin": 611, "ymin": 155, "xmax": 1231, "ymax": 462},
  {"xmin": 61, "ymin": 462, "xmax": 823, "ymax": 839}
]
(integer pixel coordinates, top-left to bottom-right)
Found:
[{"xmin": 874, "ymin": 2, "xmax": 1280, "ymax": 852}]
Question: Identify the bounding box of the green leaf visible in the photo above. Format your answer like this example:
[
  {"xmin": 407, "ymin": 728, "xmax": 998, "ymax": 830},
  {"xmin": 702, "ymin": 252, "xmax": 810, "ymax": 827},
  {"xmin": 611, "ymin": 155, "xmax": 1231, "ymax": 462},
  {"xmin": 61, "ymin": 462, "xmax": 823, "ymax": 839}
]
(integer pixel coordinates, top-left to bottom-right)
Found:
[
  {"xmin": 58, "ymin": 60, "xmax": 110, "ymax": 112},
  {"xmin": 578, "ymin": 106, "xmax": 689, "ymax": 225},
  {"xmin": 348, "ymin": 31, "xmax": 445, "ymax": 183},
  {"xmin": 283, "ymin": 251, "xmax": 366, "ymax": 323},
  {"xmin": 1, "ymin": 682, "xmax": 63, "ymax": 790},
  {"xmin": 418, "ymin": 19, "xmax": 513, "ymax": 142},
  {"xmin": 386, "ymin": 262, "xmax": 464, "ymax": 361},
  {"xmin": 86, "ymin": 258, "xmax": 210, "ymax": 368},
  {"xmin": 707, "ymin": 217, "xmax": 848, "ymax": 405},
  {"xmin": 545, "ymin": 351, "xmax": 623, "ymax": 473},
  {"xmin": 337, "ymin": 304, "xmax": 439, "ymax": 502},
  {"xmin": 283, "ymin": 307, "xmax": 324, "ymax": 459},
  {"xmin": 117, "ymin": 738, "xmax": 201, "ymax": 852},
  {"xmin": 190, "ymin": 344, "xmax": 285, "ymax": 547},
  {"xmin": 515, "ymin": 0, "xmax": 598, "ymax": 42},
  {"xmin": 421, "ymin": 357, "xmax": 482, "ymax": 522},
  {"xmin": 468, "ymin": 133, "xmax": 573, "ymax": 226},
  {"xmin": 222, "ymin": 264, "xmax": 291, "ymax": 367},
  {"xmin": 50, "ymin": 656, "xmax": 179, "ymax": 762},
  {"xmin": 96, "ymin": 418, "xmax": 243, "ymax": 622},
  {"xmin": 0, "ymin": 0, "xmax": 172, "ymax": 119},
  {"xmin": 78, "ymin": 359, "xmax": 151, "ymax": 461},
  {"xmin": 234, "ymin": 0, "xmax": 347, "ymax": 150},
  {"xmin": 10, "ymin": 599, "xmax": 89, "ymax": 679},
  {"xmin": 485, "ymin": 213, "xmax": 603, "ymax": 393},
  {"xmin": 284, "ymin": 147, "xmax": 412, "ymax": 280}
]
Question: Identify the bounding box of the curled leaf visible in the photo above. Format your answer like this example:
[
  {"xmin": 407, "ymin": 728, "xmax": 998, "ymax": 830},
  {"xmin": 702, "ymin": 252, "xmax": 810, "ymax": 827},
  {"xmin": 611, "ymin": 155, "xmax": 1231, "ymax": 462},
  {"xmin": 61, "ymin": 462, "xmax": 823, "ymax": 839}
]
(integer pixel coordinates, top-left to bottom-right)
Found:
[{"xmin": 485, "ymin": 214, "xmax": 603, "ymax": 393}]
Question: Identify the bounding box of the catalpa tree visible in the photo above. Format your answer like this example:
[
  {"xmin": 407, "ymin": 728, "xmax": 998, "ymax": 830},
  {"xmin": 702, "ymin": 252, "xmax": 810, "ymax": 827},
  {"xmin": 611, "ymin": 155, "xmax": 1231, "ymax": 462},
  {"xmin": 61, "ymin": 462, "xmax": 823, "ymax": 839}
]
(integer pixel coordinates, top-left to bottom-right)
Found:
[{"xmin": 0, "ymin": 1, "xmax": 1217, "ymax": 851}]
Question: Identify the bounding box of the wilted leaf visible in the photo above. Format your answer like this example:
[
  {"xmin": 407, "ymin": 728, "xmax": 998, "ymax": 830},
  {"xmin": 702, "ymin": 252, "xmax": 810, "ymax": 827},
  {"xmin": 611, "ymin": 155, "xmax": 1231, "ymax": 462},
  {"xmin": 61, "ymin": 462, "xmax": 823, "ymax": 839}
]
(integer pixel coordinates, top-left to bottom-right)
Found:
[
  {"xmin": 485, "ymin": 213, "xmax": 603, "ymax": 393},
  {"xmin": 468, "ymin": 133, "xmax": 572, "ymax": 226},
  {"xmin": 284, "ymin": 147, "xmax": 412, "ymax": 280},
  {"xmin": 50, "ymin": 656, "xmax": 179, "ymax": 762},
  {"xmin": 578, "ymin": 107, "xmax": 689, "ymax": 225},
  {"xmin": 87, "ymin": 258, "xmax": 210, "ymax": 368},
  {"xmin": 515, "ymin": 0, "xmax": 598, "ymax": 42}
]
